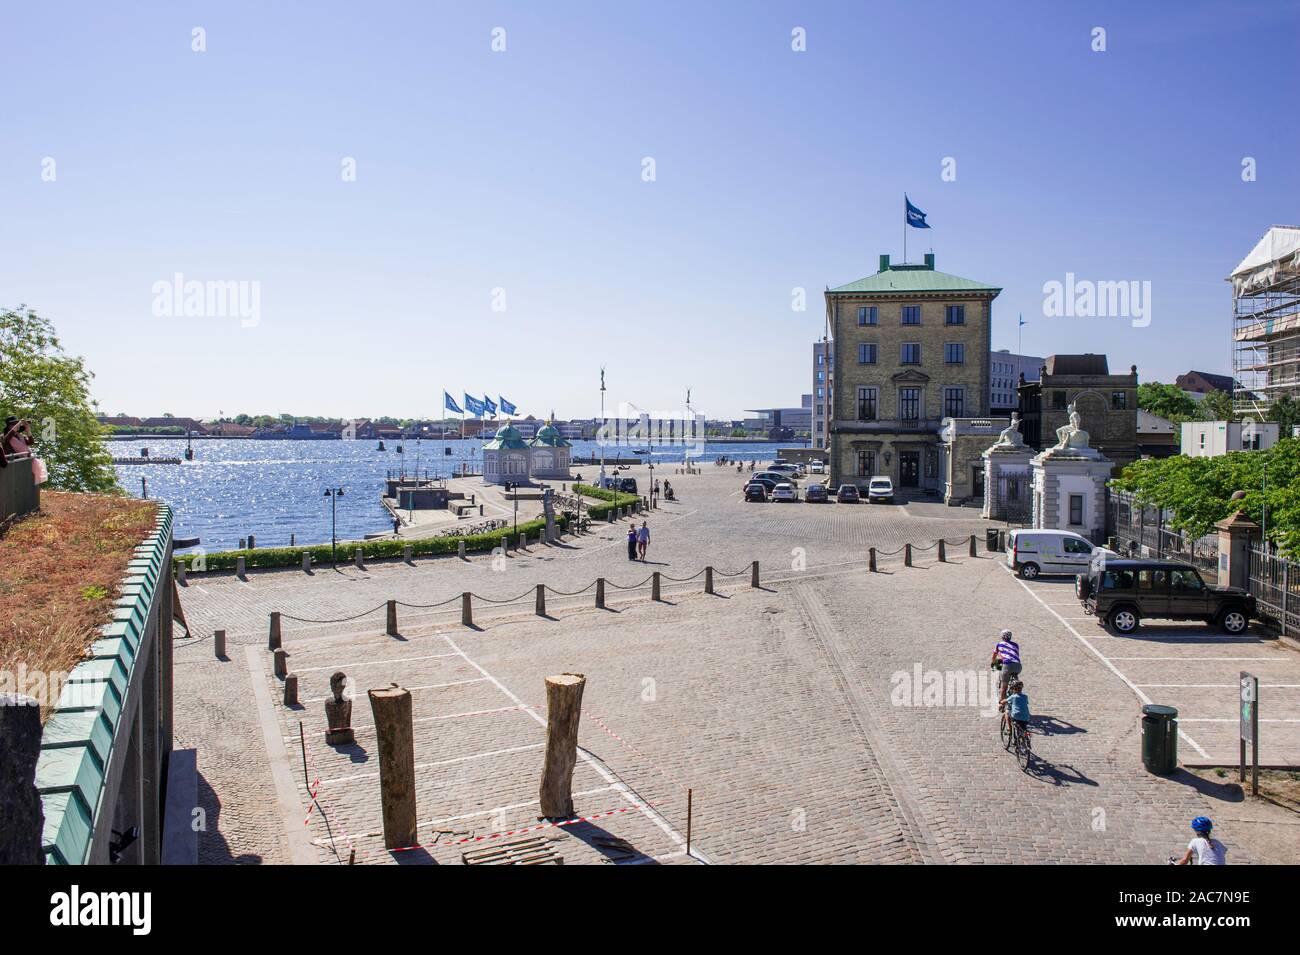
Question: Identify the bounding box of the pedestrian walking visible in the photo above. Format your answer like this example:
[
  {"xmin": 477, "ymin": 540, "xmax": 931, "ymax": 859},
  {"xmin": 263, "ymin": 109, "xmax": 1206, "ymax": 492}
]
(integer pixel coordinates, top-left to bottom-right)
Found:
[
  {"xmin": 637, "ymin": 520, "xmax": 650, "ymax": 560},
  {"xmin": 626, "ymin": 523, "xmax": 638, "ymax": 560}
]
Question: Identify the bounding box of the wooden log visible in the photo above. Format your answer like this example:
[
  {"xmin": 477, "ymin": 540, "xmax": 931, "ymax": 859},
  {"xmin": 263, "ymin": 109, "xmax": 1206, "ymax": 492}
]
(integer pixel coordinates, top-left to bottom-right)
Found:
[
  {"xmin": 938, "ymin": 539, "xmax": 947, "ymax": 562},
  {"xmin": 750, "ymin": 560, "xmax": 760, "ymax": 588},
  {"xmin": 869, "ymin": 547, "xmax": 877, "ymax": 573},
  {"xmin": 367, "ymin": 684, "xmax": 417, "ymax": 850},
  {"xmin": 904, "ymin": 543, "xmax": 913, "ymax": 567},
  {"xmin": 535, "ymin": 584, "xmax": 546, "ymax": 616},
  {"xmin": 704, "ymin": 566, "xmax": 713, "ymax": 594},
  {"xmin": 595, "ymin": 578, "xmax": 605, "ymax": 609},
  {"xmin": 214, "ymin": 629, "xmax": 226, "ymax": 659},
  {"xmin": 268, "ymin": 611, "xmax": 282, "ymax": 650},
  {"xmin": 461, "ymin": 592, "xmax": 473, "ymax": 627},
  {"xmin": 969, "ymin": 534, "xmax": 977, "ymax": 557},
  {"xmin": 538, "ymin": 673, "xmax": 586, "ymax": 819},
  {"xmin": 651, "ymin": 572, "xmax": 661, "ymax": 601},
  {"xmin": 386, "ymin": 600, "xmax": 398, "ymax": 636}
]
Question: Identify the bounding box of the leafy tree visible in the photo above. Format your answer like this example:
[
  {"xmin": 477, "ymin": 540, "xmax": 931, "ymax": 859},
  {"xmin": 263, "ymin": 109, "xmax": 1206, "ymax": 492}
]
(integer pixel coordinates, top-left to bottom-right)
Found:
[
  {"xmin": 1268, "ymin": 394, "xmax": 1299, "ymax": 437},
  {"xmin": 1193, "ymin": 389, "xmax": 1237, "ymax": 422},
  {"xmin": 1113, "ymin": 436, "xmax": 1300, "ymax": 557},
  {"xmin": 0, "ymin": 305, "xmax": 119, "ymax": 493},
  {"xmin": 1136, "ymin": 382, "xmax": 1198, "ymax": 422}
]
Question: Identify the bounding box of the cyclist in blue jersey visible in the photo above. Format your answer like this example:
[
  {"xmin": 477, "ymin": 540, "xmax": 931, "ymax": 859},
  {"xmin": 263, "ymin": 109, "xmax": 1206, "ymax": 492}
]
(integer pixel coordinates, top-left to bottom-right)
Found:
[{"xmin": 1004, "ymin": 679, "xmax": 1030, "ymax": 737}]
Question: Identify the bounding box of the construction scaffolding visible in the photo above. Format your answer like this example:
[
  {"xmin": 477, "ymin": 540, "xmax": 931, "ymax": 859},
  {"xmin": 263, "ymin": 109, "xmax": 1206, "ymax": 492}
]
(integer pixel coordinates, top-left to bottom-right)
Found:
[{"xmin": 1231, "ymin": 225, "xmax": 1300, "ymax": 418}]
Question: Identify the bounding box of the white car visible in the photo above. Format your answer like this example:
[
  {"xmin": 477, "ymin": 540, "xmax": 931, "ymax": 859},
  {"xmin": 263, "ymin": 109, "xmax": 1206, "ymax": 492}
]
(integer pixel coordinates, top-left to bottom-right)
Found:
[
  {"xmin": 768, "ymin": 464, "xmax": 801, "ymax": 477},
  {"xmin": 771, "ymin": 483, "xmax": 798, "ymax": 502},
  {"xmin": 1007, "ymin": 529, "xmax": 1115, "ymax": 579},
  {"xmin": 808, "ymin": 460, "xmax": 825, "ymax": 474},
  {"xmin": 867, "ymin": 476, "xmax": 894, "ymax": 504}
]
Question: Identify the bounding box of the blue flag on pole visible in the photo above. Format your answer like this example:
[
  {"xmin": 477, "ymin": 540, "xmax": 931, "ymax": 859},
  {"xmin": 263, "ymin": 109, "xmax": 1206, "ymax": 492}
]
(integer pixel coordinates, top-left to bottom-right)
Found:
[
  {"xmin": 464, "ymin": 393, "xmax": 486, "ymax": 416},
  {"xmin": 482, "ymin": 395, "xmax": 497, "ymax": 417},
  {"xmin": 905, "ymin": 195, "xmax": 931, "ymax": 229},
  {"xmin": 498, "ymin": 395, "xmax": 517, "ymax": 416},
  {"xmin": 444, "ymin": 391, "xmax": 463, "ymax": 415}
]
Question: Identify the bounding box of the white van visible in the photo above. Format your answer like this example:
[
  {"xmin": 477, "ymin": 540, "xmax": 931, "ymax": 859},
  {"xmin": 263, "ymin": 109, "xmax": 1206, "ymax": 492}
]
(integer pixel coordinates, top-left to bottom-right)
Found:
[{"xmin": 1007, "ymin": 529, "xmax": 1108, "ymax": 579}]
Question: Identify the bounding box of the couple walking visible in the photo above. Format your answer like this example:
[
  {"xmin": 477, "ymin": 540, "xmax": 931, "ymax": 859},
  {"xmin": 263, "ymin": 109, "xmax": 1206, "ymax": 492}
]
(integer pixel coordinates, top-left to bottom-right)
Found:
[{"xmin": 626, "ymin": 520, "xmax": 650, "ymax": 561}]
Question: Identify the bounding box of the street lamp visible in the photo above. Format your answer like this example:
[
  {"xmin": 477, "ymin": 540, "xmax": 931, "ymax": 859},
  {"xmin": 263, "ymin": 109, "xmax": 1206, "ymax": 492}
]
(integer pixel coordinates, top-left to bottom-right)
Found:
[
  {"xmin": 647, "ymin": 461, "xmax": 655, "ymax": 508},
  {"xmin": 505, "ymin": 481, "xmax": 519, "ymax": 537},
  {"xmin": 323, "ymin": 487, "xmax": 344, "ymax": 565}
]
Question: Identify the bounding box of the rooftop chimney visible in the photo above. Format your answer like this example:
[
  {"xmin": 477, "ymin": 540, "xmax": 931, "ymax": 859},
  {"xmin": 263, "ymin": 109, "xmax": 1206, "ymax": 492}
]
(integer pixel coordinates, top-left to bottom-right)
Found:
[
  {"xmin": 923, "ymin": 252, "xmax": 935, "ymax": 269},
  {"xmin": 878, "ymin": 254, "xmax": 890, "ymax": 272}
]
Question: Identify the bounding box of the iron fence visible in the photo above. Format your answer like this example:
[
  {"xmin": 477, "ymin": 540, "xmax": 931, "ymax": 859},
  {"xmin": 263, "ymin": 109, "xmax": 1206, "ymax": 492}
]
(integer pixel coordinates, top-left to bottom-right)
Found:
[
  {"xmin": 1107, "ymin": 489, "xmax": 1219, "ymax": 574},
  {"xmin": 1248, "ymin": 546, "xmax": 1298, "ymax": 638}
]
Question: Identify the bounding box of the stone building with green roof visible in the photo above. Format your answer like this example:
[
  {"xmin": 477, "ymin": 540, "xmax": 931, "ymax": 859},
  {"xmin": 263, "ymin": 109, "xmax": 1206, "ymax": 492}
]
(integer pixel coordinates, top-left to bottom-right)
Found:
[
  {"xmin": 482, "ymin": 422, "xmax": 531, "ymax": 485},
  {"xmin": 823, "ymin": 253, "xmax": 1001, "ymax": 493},
  {"xmin": 528, "ymin": 421, "xmax": 573, "ymax": 479}
]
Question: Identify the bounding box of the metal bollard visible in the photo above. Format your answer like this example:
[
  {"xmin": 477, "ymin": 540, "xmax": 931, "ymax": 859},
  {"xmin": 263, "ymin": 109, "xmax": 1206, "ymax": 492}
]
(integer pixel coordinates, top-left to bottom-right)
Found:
[
  {"xmin": 386, "ymin": 600, "xmax": 398, "ymax": 636},
  {"xmin": 652, "ymin": 572, "xmax": 661, "ymax": 601},
  {"xmin": 176, "ymin": 561, "xmax": 186, "ymax": 585},
  {"xmin": 402, "ymin": 544, "xmax": 413, "ymax": 563},
  {"xmin": 214, "ymin": 629, "xmax": 226, "ymax": 659},
  {"xmin": 595, "ymin": 578, "xmax": 606, "ymax": 609},
  {"xmin": 236, "ymin": 555, "xmax": 246, "ymax": 577},
  {"xmin": 535, "ymin": 584, "xmax": 546, "ymax": 616},
  {"xmin": 904, "ymin": 544, "xmax": 913, "ymax": 567},
  {"xmin": 273, "ymin": 648, "xmax": 289, "ymax": 679},
  {"xmin": 938, "ymin": 539, "xmax": 946, "ymax": 562},
  {"xmin": 461, "ymin": 592, "xmax": 473, "ymax": 627},
  {"xmin": 283, "ymin": 673, "xmax": 298, "ymax": 706},
  {"xmin": 704, "ymin": 566, "xmax": 714, "ymax": 594},
  {"xmin": 458, "ymin": 540, "xmax": 466, "ymax": 558},
  {"xmin": 354, "ymin": 548, "xmax": 364, "ymax": 569},
  {"xmin": 268, "ymin": 611, "xmax": 282, "ymax": 650},
  {"xmin": 518, "ymin": 533, "xmax": 527, "ymax": 551},
  {"xmin": 869, "ymin": 547, "xmax": 877, "ymax": 573},
  {"xmin": 302, "ymin": 552, "xmax": 312, "ymax": 573},
  {"xmin": 751, "ymin": 560, "xmax": 760, "ymax": 588},
  {"xmin": 970, "ymin": 534, "xmax": 977, "ymax": 557}
]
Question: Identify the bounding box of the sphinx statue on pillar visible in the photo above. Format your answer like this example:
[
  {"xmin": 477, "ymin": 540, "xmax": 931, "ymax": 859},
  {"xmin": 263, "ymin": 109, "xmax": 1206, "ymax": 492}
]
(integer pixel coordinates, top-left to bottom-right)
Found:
[
  {"xmin": 325, "ymin": 670, "xmax": 355, "ymax": 745},
  {"xmin": 993, "ymin": 412, "xmax": 1026, "ymax": 448},
  {"xmin": 1053, "ymin": 401, "xmax": 1092, "ymax": 451}
]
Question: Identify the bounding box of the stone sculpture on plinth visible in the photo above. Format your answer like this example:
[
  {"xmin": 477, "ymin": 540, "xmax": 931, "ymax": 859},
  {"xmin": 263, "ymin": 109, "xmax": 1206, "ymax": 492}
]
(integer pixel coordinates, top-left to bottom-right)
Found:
[{"xmin": 325, "ymin": 670, "xmax": 355, "ymax": 745}]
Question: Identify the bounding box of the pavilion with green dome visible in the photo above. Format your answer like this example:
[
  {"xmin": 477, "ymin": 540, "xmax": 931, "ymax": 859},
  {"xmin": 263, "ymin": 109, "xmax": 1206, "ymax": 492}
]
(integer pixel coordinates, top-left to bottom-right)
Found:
[
  {"xmin": 481, "ymin": 419, "xmax": 573, "ymax": 484},
  {"xmin": 528, "ymin": 420, "xmax": 573, "ymax": 479}
]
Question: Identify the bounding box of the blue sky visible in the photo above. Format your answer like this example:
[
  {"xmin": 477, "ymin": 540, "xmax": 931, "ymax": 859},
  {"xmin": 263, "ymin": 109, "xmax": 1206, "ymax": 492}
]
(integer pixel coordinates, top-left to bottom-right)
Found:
[{"xmin": 2, "ymin": 1, "xmax": 1297, "ymax": 420}]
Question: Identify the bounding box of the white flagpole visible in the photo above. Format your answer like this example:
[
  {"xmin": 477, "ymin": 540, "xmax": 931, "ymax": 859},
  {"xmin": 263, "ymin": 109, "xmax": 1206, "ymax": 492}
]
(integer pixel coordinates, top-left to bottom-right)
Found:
[{"xmin": 903, "ymin": 194, "xmax": 907, "ymax": 264}]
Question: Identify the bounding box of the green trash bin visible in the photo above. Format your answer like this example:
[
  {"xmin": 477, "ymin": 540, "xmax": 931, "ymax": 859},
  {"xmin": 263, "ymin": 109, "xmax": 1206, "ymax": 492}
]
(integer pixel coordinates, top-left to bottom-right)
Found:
[
  {"xmin": 985, "ymin": 528, "xmax": 1000, "ymax": 552},
  {"xmin": 1141, "ymin": 704, "xmax": 1179, "ymax": 774}
]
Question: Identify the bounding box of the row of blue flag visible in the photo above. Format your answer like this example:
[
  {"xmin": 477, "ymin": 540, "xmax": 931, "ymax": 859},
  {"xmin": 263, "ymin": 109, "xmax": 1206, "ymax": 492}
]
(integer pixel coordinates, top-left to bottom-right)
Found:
[{"xmin": 444, "ymin": 392, "xmax": 518, "ymax": 418}]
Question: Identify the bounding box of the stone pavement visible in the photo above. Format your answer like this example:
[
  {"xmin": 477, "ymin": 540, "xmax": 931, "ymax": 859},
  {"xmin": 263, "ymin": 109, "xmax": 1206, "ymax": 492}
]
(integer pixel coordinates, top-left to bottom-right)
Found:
[{"xmin": 172, "ymin": 465, "xmax": 1300, "ymax": 864}]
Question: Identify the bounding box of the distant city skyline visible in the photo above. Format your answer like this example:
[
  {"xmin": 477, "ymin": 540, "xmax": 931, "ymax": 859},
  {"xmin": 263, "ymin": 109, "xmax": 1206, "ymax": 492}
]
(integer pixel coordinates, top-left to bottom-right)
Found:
[{"xmin": 2, "ymin": 2, "xmax": 1296, "ymax": 420}]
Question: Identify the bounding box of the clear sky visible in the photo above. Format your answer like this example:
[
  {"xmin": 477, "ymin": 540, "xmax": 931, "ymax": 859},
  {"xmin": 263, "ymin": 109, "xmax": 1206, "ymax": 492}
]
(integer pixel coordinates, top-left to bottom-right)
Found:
[{"xmin": 2, "ymin": 1, "xmax": 1297, "ymax": 421}]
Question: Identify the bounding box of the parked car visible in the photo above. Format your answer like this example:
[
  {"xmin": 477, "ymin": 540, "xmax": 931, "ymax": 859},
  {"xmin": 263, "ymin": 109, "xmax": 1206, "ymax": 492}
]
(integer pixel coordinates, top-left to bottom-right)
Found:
[
  {"xmin": 836, "ymin": 484, "xmax": 860, "ymax": 503},
  {"xmin": 1007, "ymin": 529, "xmax": 1112, "ymax": 579},
  {"xmin": 752, "ymin": 470, "xmax": 796, "ymax": 485},
  {"xmin": 744, "ymin": 482, "xmax": 768, "ymax": 502},
  {"xmin": 767, "ymin": 464, "xmax": 802, "ymax": 478},
  {"xmin": 867, "ymin": 476, "xmax": 895, "ymax": 504},
  {"xmin": 744, "ymin": 475, "xmax": 780, "ymax": 494},
  {"xmin": 771, "ymin": 483, "xmax": 799, "ymax": 502},
  {"xmin": 805, "ymin": 483, "xmax": 829, "ymax": 503},
  {"xmin": 617, "ymin": 477, "xmax": 638, "ymax": 494},
  {"xmin": 1078, "ymin": 559, "xmax": 1255, "ymax": 635},
  {"xmin": 808, "ymin": 460, "xmax": 825, "ymax": 474}
]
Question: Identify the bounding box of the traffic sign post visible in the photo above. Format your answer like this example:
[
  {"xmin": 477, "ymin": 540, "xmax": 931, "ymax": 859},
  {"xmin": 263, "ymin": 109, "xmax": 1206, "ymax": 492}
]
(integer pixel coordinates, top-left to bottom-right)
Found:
[{"xmin": 1239, "ymin": 671, "xmax": 1259, "ymax": 796}]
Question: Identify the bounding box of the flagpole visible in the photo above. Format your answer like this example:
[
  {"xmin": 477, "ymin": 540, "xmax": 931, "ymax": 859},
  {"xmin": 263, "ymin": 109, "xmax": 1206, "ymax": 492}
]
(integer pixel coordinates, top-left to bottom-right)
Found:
[{"xmin": 903, "ymin": 194, "xmax": 907, "ymax": 265}]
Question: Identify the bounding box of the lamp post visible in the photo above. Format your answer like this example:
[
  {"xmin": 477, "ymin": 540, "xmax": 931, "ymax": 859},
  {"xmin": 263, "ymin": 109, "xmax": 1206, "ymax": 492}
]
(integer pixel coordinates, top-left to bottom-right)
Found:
[
  {"xmin": 323, "ymin": 487, "xmax": 344, "ymax": 565},
  {"xmin": 506, "ymin": 481, "xmax": 519, "ymax": 537},
  {"xmin": 648, "ymin": 461, "xmax": 655, "ymax": 507},
  {"xmin": 598, "ymin": 368, "xmax": 607, "ymax": 491}
]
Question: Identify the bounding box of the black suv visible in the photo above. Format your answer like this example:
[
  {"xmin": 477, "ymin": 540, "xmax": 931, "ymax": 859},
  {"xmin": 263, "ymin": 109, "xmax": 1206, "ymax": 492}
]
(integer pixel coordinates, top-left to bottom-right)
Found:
[{"xmin": 1078, "ymin": 559, "xmax": 1255, "ymax": 635}]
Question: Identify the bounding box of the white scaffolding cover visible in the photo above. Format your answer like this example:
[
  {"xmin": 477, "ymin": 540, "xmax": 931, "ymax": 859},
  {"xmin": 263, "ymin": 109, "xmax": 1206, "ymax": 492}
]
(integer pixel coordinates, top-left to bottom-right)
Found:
[{"xmin": 1229, "ymin": 225, "xmax": 1300, "ymax": 294}]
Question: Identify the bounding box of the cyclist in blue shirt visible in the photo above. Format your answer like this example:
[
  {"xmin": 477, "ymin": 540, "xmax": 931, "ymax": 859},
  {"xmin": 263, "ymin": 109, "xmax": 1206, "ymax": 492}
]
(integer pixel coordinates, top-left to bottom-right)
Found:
[{"xmin": 1004, "ymin": 679, "xmax": 1030, "ymax": 737}]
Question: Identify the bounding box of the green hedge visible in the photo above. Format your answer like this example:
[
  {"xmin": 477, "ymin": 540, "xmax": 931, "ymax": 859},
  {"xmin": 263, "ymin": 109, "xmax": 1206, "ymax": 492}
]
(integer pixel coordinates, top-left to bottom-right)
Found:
[
  {"xmin": 177, "ymin": 513, "xmax": 569, "ymax": 572},
  {"xmin": 573, "ymin": 483, "xmax": 639, "ymax": 518}
]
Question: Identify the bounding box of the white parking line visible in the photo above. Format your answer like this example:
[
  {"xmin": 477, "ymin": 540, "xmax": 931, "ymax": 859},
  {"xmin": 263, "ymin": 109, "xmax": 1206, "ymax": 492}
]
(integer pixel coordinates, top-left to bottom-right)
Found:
[
  {"xmin": 320, "ymin": 742, "xmax": 545, "ymax": 785},
  {"xmin": 1136, "ymin": 684, "xmax": 1300, "ymax": 689},
  {"xmin": 300, "ymin": 676, "xmax": 487, "ymax": 704},
  {"xmin": 294, "ymin": 651, "xmax": 462, "ymax": 673},
  {"xmin": 1180, "ymin": 718, "xmax": 1300, "ymax": 724},
  {"xmin": 1107, "ymin": 657, "xmax": 1282, "ymax": 662},
  {"xmin": 420, "ymin": 785, "xmax": 619, "ymax": 828},
  {"xmin": 1003, "ymin": 566, "xmax": 1210, "ymax": 759}
]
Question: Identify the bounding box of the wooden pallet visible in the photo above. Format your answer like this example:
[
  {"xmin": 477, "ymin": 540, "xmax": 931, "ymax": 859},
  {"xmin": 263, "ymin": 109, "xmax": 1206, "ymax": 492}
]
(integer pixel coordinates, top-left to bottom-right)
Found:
[{"xmin": 462, "ymin": 836, "xmax": 564, "ymax": 866}]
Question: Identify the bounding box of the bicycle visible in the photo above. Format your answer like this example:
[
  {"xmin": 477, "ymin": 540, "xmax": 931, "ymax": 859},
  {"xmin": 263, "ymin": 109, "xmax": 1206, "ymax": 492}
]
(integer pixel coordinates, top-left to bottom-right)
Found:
[{"xmin": 1000, "ymin": 711, "xmax": 1033, "ymax": 770}]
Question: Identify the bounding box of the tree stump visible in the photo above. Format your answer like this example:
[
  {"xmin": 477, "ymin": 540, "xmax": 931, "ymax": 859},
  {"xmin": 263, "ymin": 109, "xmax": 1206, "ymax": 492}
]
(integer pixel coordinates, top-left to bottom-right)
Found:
[
  {"xmin": 367, "ymin": 684, "xmax": 417, "ymax": 850},
  {"xmin": 538, "ymin": 673, "xmax": 586, "ymax": 819}
]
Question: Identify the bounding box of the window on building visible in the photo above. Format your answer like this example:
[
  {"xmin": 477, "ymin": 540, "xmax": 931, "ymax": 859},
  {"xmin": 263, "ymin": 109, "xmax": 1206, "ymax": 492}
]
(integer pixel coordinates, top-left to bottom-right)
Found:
[
  {"xmin": 901, "ymin": 343, "xmax": 921, "ymax": 365},
  {"xmin": 899, "ymin": 387, "xmax": 921, "ymax": 421},
  {"xmin": 858, "ymin": 306, "xmax": 877, "ymax": 326},
  {"xmin": 1111, "ymin": 390, "xmax": 1127, "ymax": 410},
  {"xmin": 901, "ymin": 305, "xmax": 921, "ymax": 325},
  {"xmin": 1069, "ymin": 493, "xmax": 1084, "ymax": 526},
  {"xmin": 944, "ymin": 343, "xmax": 965, "ymax": 364},
  {"xmin": 944, "ymin": 387, "xmax": 965, "ymax": 417},
  {"xmin": 815, "ymin": 404, "xmax": 823, "ymax": 416},
  {"xmin": 817, "ymin": 386, "xmax": 824, "ymax": 399},
  {"xmin": 1053, "ymin": 390, "xmax": 1068, "ymax": 410},
  {"xmin": 817, "ymin": 353, "xmax": 824, "ymax": 365},
  {"xmin": 858, "ymin": 342, "xmax": 877, "ymax": 364},
  {"xmin": 945, "ymin": 305, "xmax": 965, "ymax": 325},
  {"xmin": 857, "ymin": 387, "xmax": 877, "ymax": 421}
]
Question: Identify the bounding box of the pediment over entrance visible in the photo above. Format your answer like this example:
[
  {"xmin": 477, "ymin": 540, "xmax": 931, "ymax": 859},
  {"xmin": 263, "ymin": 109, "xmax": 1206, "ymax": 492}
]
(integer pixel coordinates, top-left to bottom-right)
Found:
[{"xmin": 890, "ymin": 369, "xmax": 931, "ymax": 383}]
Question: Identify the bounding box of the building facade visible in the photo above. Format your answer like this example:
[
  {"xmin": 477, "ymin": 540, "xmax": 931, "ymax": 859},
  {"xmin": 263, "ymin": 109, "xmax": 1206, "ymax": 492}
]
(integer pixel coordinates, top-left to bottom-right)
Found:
[
  {"xmin": 812, "ymin": 340, "xmax": 831, "ymax": 449},
  {"xmin": 1016, "ymin": 354, "xmax": 1138, "ymax": 474},
  {"xmin": 990, "ymin": 349, "xmax": 1043, "ymax": 411},
  {"xmin": 824, "ymin": 253, "xmax": 1000, "ymax": 492},
  {"xmin": 1230, "ymin": 226, "xmax": 1300, "ymax": 416},
  {"xmin": 1181, "ymin": 420, "xmax": 1281, "ymax": 457}
]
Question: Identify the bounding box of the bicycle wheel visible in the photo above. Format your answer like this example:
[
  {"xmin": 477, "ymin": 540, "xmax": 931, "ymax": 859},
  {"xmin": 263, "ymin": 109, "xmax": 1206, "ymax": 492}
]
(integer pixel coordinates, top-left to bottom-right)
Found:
[
  {"xmin": 999, "ymin": 715, "xmax": 1011, "ymax": 750},
  {"xmin": 1015, "ymin": 729, "xmax": 1033, "ymax": 770}
]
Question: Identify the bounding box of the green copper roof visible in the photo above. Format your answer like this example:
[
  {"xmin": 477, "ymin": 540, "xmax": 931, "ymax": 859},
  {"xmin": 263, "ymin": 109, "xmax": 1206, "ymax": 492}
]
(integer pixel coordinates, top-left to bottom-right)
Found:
[
  {"xmin": 530, "ymin": 423, "xmax": 570, "ymax": 448},
  {"xmin": 483, "ymin": 423, "xmax": 529, "ymax": 450},
  {"xmin": 829, "ymin": 265, "xmax": 1000, "ymax": 295}
]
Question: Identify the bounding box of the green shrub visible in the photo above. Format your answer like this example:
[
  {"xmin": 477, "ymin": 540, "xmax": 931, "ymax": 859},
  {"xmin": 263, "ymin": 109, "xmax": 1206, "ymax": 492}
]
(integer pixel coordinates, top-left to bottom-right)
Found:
[
  {"xmin": 573, "ymin": 483, "xmax": 639, "ymax": 520},
  {"xmin": 177, "ymin": 513, "xmax": 569, "ymax": 572}
]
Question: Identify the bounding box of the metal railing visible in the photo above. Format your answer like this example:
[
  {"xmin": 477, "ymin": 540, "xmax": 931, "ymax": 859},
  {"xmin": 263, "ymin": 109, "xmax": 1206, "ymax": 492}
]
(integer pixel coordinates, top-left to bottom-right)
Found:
[
  {"xmin": 0, "ymin": 456, "xmax": 40, "ymax": 524},
  {"xmin": 1248, "ymin": 546, "xmax": 1298, "ymax": 638},
  {"xmin": 1108, "ymin": 489, "xmax": 1219, "ymax": 574}
]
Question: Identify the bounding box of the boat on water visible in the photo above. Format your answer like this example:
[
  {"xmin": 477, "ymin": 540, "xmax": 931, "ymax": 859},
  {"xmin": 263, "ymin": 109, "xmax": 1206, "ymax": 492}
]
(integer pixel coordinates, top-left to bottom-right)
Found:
[{"xmin": 251, "ymin": 422, "xmax": 340, "ymax": 440}]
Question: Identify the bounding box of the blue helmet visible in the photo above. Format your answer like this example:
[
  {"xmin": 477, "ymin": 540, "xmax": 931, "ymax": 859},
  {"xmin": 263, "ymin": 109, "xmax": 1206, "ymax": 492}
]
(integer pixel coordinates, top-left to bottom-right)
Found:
[{"xmin": 1191, "ymin": 816, "xmax": 1213, "ymax": 833}]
